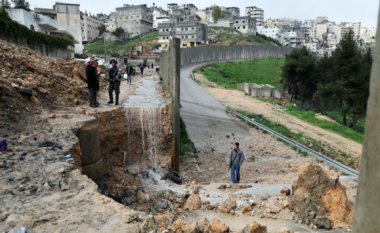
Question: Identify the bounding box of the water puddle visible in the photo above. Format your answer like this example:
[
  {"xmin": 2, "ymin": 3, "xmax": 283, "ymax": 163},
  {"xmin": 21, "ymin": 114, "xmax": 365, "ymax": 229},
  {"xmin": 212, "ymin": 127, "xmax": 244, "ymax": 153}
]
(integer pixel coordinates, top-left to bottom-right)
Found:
[{"xmin": 187, "ymin": 211, "xmax": 339, "ymax": 233}]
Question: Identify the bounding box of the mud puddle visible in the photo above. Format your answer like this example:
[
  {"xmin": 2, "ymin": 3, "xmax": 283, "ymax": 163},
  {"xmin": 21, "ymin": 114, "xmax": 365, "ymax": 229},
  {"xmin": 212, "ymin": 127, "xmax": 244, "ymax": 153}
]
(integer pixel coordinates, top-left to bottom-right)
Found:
[{"xmin": 187, "ymin": 211, "xmax": 340, "ymax": 233}]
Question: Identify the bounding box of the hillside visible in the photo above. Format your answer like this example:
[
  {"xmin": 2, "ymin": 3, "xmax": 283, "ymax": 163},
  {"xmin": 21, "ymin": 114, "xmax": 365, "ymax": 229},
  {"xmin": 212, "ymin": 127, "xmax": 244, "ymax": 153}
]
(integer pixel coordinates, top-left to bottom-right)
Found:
[
  {"xmin": 195, "ymin": 58, "xmax": 285, "ymax": 89},
  {"xmin": 84, "ymin": 31, "xmax": 159, "ymax": 55},
  {"xmin": 208, "ymin": 26, "xmax": 274, "ymax": 46}
]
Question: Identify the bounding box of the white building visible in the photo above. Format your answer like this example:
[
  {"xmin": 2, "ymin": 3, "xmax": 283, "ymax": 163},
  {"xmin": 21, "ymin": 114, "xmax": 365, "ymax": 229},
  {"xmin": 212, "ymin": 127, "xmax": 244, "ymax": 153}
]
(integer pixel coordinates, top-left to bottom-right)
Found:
[
  {"xmin": 315, "ymin": 16, "xmax": 328, "ymax": 24},
  {"xmin": 314, "ymin": 23, "xmax": 328, "ymax": 39},
  {"xmin": 279, "ymin": 31, "xmax": 297, "ymax": 47},
  {"xmin": 304, "ymin": 42, "xmax": 318, "ymax": 53},
  {"xmin": 257, "ymin": 25, "xmax": 280, "ymax": 40},
  {"xmin": 35, "ymin": 3, "xmax": 83, "ymax": 54},
  {"xmin": 245, "ymin": 6, "xmax": 264, "ymax": 26},
  {"xmin": 345, "ymin": 22, "xmax": 361, "ymax": 39},
  {"xmin": 233, "ymin": 16, "xmax": 256, "ymax": 35},
  {"xmin": 81, "ymin": 11, "xmax": 102, "ymax": 44},
  {"xmin": 153, "ymin": 10, "xmax": 169, "ymax": 29}
]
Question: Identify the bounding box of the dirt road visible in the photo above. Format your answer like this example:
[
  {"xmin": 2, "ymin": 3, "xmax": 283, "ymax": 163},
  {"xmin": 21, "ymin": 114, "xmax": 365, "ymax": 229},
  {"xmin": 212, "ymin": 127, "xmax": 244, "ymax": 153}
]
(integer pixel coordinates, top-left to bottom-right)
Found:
[{"xmin": 195, "ymin": 73, "xmax": 362, "ymax": 158}]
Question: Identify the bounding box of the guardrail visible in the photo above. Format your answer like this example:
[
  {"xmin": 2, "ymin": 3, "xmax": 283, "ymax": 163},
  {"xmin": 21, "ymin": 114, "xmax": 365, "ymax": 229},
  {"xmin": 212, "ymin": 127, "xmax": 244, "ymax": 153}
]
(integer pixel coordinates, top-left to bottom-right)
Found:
[{"xmin": 226, "ymin": 109, "xmax": 360, "ymax": 178}]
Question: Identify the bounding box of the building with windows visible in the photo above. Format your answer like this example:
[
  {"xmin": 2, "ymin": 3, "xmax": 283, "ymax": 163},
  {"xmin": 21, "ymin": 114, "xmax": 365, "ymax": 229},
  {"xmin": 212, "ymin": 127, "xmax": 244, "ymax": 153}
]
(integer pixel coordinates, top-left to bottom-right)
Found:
[
  {"xmin": 110, "ymin": 4, "xmax": 153, "ymax": 37},
  {"xmin": 34, "ymin": 3, "xmax": 83, "ymax": 54},
  {"xmin": 232, "ymin": 16, "xmax": 256, "ymax": 35},
  {"xmin": 104, "ymin": 21, "xmax": 117, "ymax": 32},
  {"xmin": 158, "ymin": 19, "xmax": 208, "ymax": 50},
  {"xmin": 245, "ymin": 6, "xmax": 264, "ymax": 26},
  {"xmin": 80, "ymin": 11, "xmax": 102, "ymax": 44},
  {"xmin": 257, "ymin": 26, "xmax": 280, "ymax": 40},
  {"xmin": 153, "ymin": 10, "xmax": 170, "ymax": 29},
  {"xmin": 304, "ymin": 42, "xmax": 318, "ymax": 53},
  {"xmin": 167, "ymin": 3, "xmax": 179, "ymax": 14},
  {"xmin": 345, "ymin": 22, "xmax": 361, "ymax": 39}
]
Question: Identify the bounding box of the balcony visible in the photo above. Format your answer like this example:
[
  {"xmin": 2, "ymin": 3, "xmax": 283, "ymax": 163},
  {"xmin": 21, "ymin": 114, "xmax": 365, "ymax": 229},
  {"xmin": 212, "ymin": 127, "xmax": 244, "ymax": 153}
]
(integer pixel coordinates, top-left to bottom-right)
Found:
[
  {"xmin": 159, "ymin": 31, "xmax": 172, "ymax": 36},
  {"xmin": 38, "ymin": 15, "xmax": 59, "ymax": 30},
  {"xmin": 176, "ymin": 30, "xmax": 197, "ymax": 35}
]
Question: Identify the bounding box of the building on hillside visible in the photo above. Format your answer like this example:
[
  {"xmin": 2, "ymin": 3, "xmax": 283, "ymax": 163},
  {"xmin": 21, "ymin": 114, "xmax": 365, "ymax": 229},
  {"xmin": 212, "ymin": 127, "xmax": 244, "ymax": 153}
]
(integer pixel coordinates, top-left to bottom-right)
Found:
[
  {"xmin": 222, "ymin": 7, "xmax": 240, "ymax": 17},
  {"xmin": 158, "ymin": 19, "xmax": 208, "ymax": 50},
  {"xmin": 180, "ymin": 3, "xmax": 198, "ymax": 15},
  {"xmin": 232, "ymin": 16, "xmax": 256, "ymax": 35},
  {"xmin": 34, "ymin": 3, "xmax": 83, "ymax": 54},
  {"xmin": 97, "ymin": 13, "xmax": 109, "ymax": 22},
  {"xmin": 367, "ymin": 27, "xmax": 376, "ymax": 39},
  {"xmin": 314, "ymin": 23, "xmax": 328, "ymax": 39},
  {"xmin": 304, "ymin": 42, "xmax": 318, "ymax": 53},
  {"xmin": 256, "ymin": 25, "xmax": 280, "ymax": 40},
  {"xmin": 111, "ymin": 4, "xmax": 153, "ymax": 37},
  {"xmin": 80, "ymin": 11, "xmax": 102, "ymax": 44},
  {"xmin": 245, "ymin": 6, "xmax": 264, "ymax": 26},
  {"xmin": 153, "ymin": 10, "xmax": 170, "ymax": 29},
  {"xmin": 303, "ymin": 19, "xmax": 315, "ymax": 28},
  {"xmin": 279, "ymin": 31, "xmax": 297, "ymax": 47},
  {"xmin": 104, "ymin": 21, "xmax": 118, "ymax": 32},
  {"xmin": 167, "ymin": 3, "xmax": 179, "ymax": 14},
  {"xmin": 334, "ymin": 24, "xmax": 349, "ymax": 42},
  {"xmin": 345, "ymin": 22, "xmax": 361, "ymax": 39}
]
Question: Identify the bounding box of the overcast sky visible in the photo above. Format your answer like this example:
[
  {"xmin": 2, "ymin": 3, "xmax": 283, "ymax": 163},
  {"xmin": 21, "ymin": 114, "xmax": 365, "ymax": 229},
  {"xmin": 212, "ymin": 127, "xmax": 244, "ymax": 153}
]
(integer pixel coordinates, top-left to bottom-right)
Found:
[{"xmin": 28, "ymin": 0, "xmax": 379, "ymax": 27}]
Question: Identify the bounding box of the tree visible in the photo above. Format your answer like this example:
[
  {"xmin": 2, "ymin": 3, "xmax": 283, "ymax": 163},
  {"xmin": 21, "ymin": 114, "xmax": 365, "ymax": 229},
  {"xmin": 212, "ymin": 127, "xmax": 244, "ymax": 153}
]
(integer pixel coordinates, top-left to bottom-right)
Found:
[
  {"xmin": 2, "ymin": 0, "xmax": 11, "ymax": 8},
  {"xmin": 111, "ymin": 27, "xmax": 125, "ymax": 38},
  {"xmin": 280, "ymin": 46, "xmax": 318, "ymax": 104},
  {"xmin": 97, "ymin": 24, "xmax": 106, "ymax": 36},
  {"xmin": 212, "ymin": 6, "xmax": 225, "ymax": 23},
  {"xmin": 11, "ymin": 0, "xmax": 30, "ymax": 11},
  {"xmin": 315, "ymin": 28, "xmax": 370, "ymax": 127}
]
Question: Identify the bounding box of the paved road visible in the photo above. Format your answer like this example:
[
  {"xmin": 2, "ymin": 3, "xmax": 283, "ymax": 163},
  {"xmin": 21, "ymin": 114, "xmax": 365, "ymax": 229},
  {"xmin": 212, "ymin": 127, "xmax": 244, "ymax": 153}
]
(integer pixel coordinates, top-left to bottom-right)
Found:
[{"xmin": 180, "ymin": 65, "xmax": 250, "ymax": 152}]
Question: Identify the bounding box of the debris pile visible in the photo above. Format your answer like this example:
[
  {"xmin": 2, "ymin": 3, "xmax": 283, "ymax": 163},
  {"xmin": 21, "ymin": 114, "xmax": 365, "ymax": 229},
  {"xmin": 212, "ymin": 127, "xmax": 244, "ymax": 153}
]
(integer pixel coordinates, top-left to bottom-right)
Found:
[{"xmin": 289, "ymin": 163, "xmax": 353, "ymax": 229}]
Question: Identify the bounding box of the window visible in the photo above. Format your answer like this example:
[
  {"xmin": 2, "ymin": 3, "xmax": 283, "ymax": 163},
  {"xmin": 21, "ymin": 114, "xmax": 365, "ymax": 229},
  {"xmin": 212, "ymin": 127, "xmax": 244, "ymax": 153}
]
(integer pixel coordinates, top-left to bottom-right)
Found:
[
  {"xmin": 191, "ymin": 28, "xmax": 194, "ymax": 30},
  {"xmin": 185, "ymin": 28, "xmax": 188, "ymax": 30},
  {"xmin": 238, "ymin": 27, "xmax": 240, "ymax": 29},
  {"xmin": 166, "ymin": 29, "xmax": 169, "ymax": 31},
  {"xmin": 131, "ymin": 16, "xmax": 133, "ymax": 19},
  {"xmin": 181, "ymin": 28, "xmax": 184, "ymax": 31},
  {"xmin": 182, "ymin": 44, "xmax": 187, "ymax": 46},
  {"xmin": 137, "ymin": 16, "xmax": 139, "ymax": 18},
  {"xmin": 185, "ymin": 36, "xmax": 188, "ymax": 38},
  {"xmin": 243, "ymin": 21, "xmax": 245, "ymax": 23},
  {"xmin": 166, "ymin": 37, "xmax": 169, "ymax": 39},
  {"xmin": 235, "ymin": 21, "xmax": 238, "ymax": 23},
  {"xmin": 165, "ymin": 45, "xmax": 168, "ymax": 47},
  {"xmin": 243, "ymin": 26, "xmax": 246, "ymax": 29},
  {"xmin": 181, "ymin": 36, "xmax": 184, "ymax": 38},
  {"xmin": 192, "ymin": 36, "xmax": 194, "ymax": 38},
  {"xmin": 172, "ymin": 23, "xmax": 175, "ymax": 26},
  {"xmin": 126, "ymin": 17, "xmax": 128, "ymax": 19},
  {"xmin": 30, "ymin": 25, "xmax": 35, "ymax": 30}
]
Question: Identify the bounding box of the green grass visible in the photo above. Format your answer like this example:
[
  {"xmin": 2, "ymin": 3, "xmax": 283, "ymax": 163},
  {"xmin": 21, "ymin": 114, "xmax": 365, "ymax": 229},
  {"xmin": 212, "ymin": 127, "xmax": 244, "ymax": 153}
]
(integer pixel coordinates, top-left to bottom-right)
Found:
[
  {"xmin": 180, "ymin": 117, "xmax": 197, "ymax": 156},
  {"xmin": 84, "ymin": 31, "xmax": 159, "ymax": 55},
  {"xmin": 209, "ymin": 26, "xmax": 273, "ymax": 46},
  {"xmin": 196, "ymin": 58, "xmax": 285, "ymax": 89},
  {"xmin": 228, "ymin": 107, "xmax": 360, "ymax": 170}
]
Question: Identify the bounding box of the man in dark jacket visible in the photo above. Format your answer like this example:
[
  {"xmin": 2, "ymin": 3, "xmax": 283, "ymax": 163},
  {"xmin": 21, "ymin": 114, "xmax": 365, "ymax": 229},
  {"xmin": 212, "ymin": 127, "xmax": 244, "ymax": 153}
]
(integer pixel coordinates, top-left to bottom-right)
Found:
[
  {"xmin": 107, "ymin": 59, "xmax": 122, "ymax": 105},
  {"xmin": 229, "ymin": 142, "xmax": 245, "ymax": 183},
  {"xmin": 140, "ymin": 65, "xmax": 144, "ymax": 76},
  {"xmin": 126, "ymin": 63, "xmax": 133, "ymax": 85},
  {"xmin": 86, "ymin": 61, "xmax": 99, "ymax": 108}
]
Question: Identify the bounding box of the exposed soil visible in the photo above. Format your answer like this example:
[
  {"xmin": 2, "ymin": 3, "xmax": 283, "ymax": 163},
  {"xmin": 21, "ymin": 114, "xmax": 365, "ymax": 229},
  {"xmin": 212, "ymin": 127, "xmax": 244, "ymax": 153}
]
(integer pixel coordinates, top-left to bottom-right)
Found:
[{"xmin": 195, "ymin": 74, "xmax": 362, "ymax": 159}]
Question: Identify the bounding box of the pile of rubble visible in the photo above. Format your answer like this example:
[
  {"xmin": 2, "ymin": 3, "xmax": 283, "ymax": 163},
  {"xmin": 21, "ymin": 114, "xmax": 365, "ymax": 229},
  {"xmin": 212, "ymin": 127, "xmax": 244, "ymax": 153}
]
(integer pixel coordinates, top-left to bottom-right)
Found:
[{"xmin": 0, "ymin": 39, "xmax": 109, "ymax": 123}]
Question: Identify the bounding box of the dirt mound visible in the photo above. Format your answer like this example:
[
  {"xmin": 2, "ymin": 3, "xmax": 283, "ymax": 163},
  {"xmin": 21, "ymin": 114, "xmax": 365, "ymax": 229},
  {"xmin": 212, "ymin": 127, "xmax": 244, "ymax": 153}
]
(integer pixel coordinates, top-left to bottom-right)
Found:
[
  {"xmin": 0, "ymin": 39, "xmax": 109, "ymax": 123},
  {"xmin": 289, "ymin": 163, "xmax": 353, "ymax": 228}
]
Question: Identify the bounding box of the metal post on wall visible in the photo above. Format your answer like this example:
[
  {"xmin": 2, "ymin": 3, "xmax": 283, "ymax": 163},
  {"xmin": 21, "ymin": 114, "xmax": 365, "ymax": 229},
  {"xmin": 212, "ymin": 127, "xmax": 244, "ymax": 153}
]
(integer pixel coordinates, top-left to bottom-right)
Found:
[{"xmin": 170, "ymin": 38, "xmax": 180, "ymax": 173}]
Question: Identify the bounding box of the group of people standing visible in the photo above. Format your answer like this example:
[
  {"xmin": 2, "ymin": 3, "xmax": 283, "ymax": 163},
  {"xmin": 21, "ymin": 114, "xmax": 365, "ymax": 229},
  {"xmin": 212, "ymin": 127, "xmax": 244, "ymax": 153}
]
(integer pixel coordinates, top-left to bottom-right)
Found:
[{"xmin": 85, "ymin": 58, "xmax": 157, "ymax": 108}]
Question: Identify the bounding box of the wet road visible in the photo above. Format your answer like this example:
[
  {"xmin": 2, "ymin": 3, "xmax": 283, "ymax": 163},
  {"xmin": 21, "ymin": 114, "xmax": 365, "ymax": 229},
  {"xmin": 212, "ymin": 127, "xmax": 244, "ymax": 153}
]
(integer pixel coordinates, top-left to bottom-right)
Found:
[{"xmin": 180, "ymin": 65, "xmax": 250, "ymax": 151}]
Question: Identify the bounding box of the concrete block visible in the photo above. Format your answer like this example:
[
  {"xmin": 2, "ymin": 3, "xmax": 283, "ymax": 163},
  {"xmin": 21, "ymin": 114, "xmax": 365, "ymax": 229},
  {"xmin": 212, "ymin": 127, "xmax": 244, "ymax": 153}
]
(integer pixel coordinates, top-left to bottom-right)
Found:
[
  {"xmin": 251, "ymin": 87, "xmax": 263, "ymax": 97},
  {"xmin": 271, "ymin": 88, "xmax": 283, "ymax": 98},
  {"xmin": 263, "ymin": 88, "xmax": 272, "ymax": 97}
]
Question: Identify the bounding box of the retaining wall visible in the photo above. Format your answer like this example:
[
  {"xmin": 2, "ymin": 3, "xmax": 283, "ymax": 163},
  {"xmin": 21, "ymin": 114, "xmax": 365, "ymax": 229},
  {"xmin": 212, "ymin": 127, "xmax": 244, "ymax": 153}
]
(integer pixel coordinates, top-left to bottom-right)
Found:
[{"xmin": 0, "ymin": 35, "xmax": 74, "ymax": 59}]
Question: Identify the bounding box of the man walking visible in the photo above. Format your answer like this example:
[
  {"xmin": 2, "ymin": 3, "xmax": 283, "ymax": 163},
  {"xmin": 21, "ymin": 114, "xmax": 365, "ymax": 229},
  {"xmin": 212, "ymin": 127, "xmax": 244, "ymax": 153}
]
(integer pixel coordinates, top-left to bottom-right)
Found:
[
  {"xmin": 107, "ymin": 59, "xmax": 122, "ymax": 105},
  {"xmin": 230, "ymin": 142, "xmax": 244, "ymax": 183},
  {"xmin": 140, "ymin": 65, "xmax": 144, "ymax": 76},
  {"xmin": 86, "ymin": 61, "xmax": 99, "ymax": 108},
  {"xmin": 126, "ymin": 63, "xmax": 133, "ymax": 85}
]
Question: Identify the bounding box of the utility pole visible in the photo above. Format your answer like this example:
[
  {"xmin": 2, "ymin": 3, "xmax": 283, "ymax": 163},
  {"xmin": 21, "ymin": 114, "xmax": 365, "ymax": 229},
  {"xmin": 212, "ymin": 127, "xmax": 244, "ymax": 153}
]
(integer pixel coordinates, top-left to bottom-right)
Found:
[{"xmin": 103, "ymin": 32, "xmax": 108, "ymax": 62}]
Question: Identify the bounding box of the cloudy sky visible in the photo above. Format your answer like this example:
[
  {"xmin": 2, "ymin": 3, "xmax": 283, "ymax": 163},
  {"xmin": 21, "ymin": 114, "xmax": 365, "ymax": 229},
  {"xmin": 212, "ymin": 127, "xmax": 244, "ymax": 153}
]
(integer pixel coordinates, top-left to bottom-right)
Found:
[{"xmin": 28, "ymin": 0, "xmax": 379, "ymax": 27}]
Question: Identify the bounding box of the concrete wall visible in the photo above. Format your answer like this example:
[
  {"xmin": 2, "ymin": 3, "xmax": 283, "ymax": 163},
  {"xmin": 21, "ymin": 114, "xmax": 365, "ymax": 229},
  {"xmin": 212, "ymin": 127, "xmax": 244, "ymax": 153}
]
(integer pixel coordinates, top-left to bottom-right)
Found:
[
  {"xmin": 0, "ymin": 35, "xmax": 74, "ymax": 59},
  {"xmin": 179, "ymin": 45, "xmax": 293, "ymax": 66}
]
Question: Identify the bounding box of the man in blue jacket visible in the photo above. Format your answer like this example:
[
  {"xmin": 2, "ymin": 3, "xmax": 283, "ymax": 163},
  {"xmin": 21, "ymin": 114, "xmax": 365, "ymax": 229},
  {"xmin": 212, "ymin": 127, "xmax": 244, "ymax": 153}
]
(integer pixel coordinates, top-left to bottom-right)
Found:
[{"xmin": 230, "ymin": 142, "xmax": 245, "ymax": 183}]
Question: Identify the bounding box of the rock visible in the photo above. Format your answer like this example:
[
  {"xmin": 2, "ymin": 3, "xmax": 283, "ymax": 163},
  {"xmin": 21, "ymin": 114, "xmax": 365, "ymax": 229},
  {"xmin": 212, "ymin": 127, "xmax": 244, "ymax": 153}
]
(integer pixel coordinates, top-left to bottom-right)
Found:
[
  {"xmin": 79, "ymin": 109, "xmax": 86, "ymax": 114},
  {"xmin": 74, "ymin": 99, "xmax": 80, "ymax": 105},
  {"xmin": 291, "ymin": 167, "xmax": 297, "ymax": 173},
  {"xmin": 153, "ymin": 178, "xmax": 158, "ymax": 183},
  {"xmin": 314, "ymin": 216, "xmax": 332, "ymax": 230},
  {"xmin": 38, "ymin": 87, "xmax": 48, "ymax": 93},
  {"xmin": 136, "ymin": 190, "xmax": 146, "ymax": 204},
  {"xmin": 227, "ymin": 197, "xmax": 236, "ymax": 209},
  {"xmin": 11, "ymin": 83, "xmax": 19, "ymax": 89},
  {"xmin": 129, "ymin": 170, "xmax": 137, "ymax": 175},
  {"xmin": 184, "ymin": 194, "xmax": 201, "ymax": 211},
  {"xmin": 173, "ymin": 218, "xmax": 182, "ymax": 232},
  {"xmin": 124, "ymin": 188, "xmax": 133, "ymax": 197},
  {"xmin": 241, "ymin": 221, "xmax": 267, "ymax": 233},
  {"xmin": 206, "ymin": 204, "xmax": 214, "ymax": 210},
  {"xmin": 203, "ymin": 200, "xmax": 210, "ymax": 205},
  {"xmin": 198, "ymin": 218, "xmax": 210, "ymax": 231},
  {"xmin": 154, "ymin": 200, "xmax": 169, "ymax": 209},
  {"xmin": 290, "ymin": 164, "xmax": 350, "ymax": 228},
  {"xmin": 288, "ymin": 164, "xmax": 292, "ymax": 168},
  {"xmin": 280, "ymin": 187, "xmax": 291, "ymax": 196},
  {"xmin": 279, "ymin": 200, "xmax": 289, "ymax": 208},
  {"xmin": 218, "ymin": 202, "xmax": 231, "ymax": 213},
  {"xmin": 210, "ymin": 218, "xmax": 229, "ymax": 233},
  {"xmin": 218, "ymin": 184, "xmax": 227, "ymax": 189},
  {"xmin": 18, "ymin": 87, "xmax": 33, "ymax": 96},
  {"xmin": 49, "ymin": 114, "xmax": 56, "ymax": 119},
  {"xmin": 248, "ymin": 155, "xmax": 255, "ymax": 162},
  {"xmin": 242, "ymin": 203, "xmax": 252, "ymax": 214},
  {"xmin": 30, "ymin": 96, "xmax": 40, "ymax": 105},
  {"xmin": 278, "ymin": 228, "xmax": 294, "ymax": 233},
  {"xmin": 182, "ymin": 220, "xmax": 200, "ymax": 233},
  {"xmin": 157, "ymin": 209, "xmax": 165, "ymax": 213},
  {"xmin": 192, "ymin": 186, "xmax": 200, "ymax": 194}
]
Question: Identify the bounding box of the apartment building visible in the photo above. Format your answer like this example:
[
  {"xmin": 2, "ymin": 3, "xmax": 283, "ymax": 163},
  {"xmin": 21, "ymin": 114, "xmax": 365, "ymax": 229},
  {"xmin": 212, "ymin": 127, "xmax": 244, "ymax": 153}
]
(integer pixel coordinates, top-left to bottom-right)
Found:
[
  {"xmin": 314, "ymin": 23, "xmax": 328, "ymax": 39},
  {"xmin": 223, "ymin": 7, "xmax": 240, "ymax": 17},
  {"xmin": 315, "ymin": 16, "xmax": 328, "ymax": 24},
  {"xmin": 232, "ymin": 16, "xmax": 256, "ymax": 35},
  {"xmin": 180, "ymin": 3, "xmax": 198, "ymax": 15},
  {"xmin": 104, "ymin": 21, "xmax": 118, "ymax": 32},
  {"xmin": 334, "ymin": 24, "xmax": 349, "ymax": 42},
  {"xmin": 303, "ymin": 19, "xmax": 315, "ymax": 28},
  {"xmin": 304, "ymin": 42, "xmax": 318, "ymax": 53},
  {"xmin": 345, "ymin": 22, "xmax": 361, "ymax": 39},
  {"xmin": 153, "ymin": 10, "xmax": 169, "ymax": 29},
  {"xmin": 167, "ymin": 3, "xmax": 179, "ymax": 14},
  {"xmin": 158, "ymin": 19, "xmax": 208, "ymax": 49},
  {"xmin": 279, "ymin": 31, "xmax": 297, "ymax": 47},
  {"xmin": 245, "ymin": 6, "xmax": 264, "ymax": 25},
  {"xmin": 35, "ymin": 3, "xmax": 83, "ymax": 54},
  {"xmin": 81, "ymin": 11, "xmax": 102, "ymax": 44},
  {"xmin": 257, "ymin": 25, "xmax": 280, "ymax": 40},
  {"xmin": 111, "ymin": 4, "xmax": 153, "ymax": 37}
]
